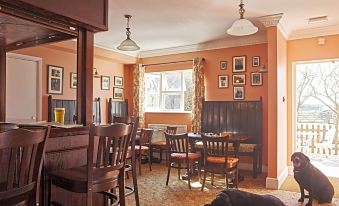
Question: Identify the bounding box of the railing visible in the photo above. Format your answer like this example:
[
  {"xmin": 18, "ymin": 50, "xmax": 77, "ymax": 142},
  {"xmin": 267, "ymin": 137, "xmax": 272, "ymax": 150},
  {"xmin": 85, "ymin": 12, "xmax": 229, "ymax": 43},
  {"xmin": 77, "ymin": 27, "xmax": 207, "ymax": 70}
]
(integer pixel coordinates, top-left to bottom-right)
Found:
[{"xmin": 296, "ymin": 123, "xmax": 339, "ymax": 155}]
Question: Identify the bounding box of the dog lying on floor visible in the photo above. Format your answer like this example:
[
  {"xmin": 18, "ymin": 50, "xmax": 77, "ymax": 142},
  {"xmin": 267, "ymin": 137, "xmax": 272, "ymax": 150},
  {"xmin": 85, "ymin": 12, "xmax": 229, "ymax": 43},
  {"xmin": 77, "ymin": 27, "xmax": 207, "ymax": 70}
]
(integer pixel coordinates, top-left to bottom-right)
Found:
[
  {"xmin": 291, "ymin": 152, "xmax": 334, "ymax": 206},
  {"xmin": 205, "ymin": 189, "xmax": 285, "ymax": 206}
]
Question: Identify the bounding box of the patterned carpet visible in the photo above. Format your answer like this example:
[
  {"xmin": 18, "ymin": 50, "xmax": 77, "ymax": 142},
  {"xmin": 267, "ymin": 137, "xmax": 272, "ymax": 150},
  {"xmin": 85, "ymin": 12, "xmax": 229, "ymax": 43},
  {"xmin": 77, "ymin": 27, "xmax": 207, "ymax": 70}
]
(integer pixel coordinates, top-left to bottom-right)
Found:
[{"xmin": 125, "ymin": 163, "xmax": 339, "ymax": 206}]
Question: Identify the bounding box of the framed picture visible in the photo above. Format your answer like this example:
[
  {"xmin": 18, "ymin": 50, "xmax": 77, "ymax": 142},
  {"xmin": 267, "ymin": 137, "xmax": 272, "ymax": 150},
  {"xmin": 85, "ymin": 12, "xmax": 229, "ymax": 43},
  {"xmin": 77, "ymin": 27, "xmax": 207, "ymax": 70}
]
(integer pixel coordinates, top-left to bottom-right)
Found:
[
  {"xmin": 252, "ymin": 56, "xmax": 260, "ymax": 67},
  {"xmin": 101, "ymin": 76, "xmax": 110, "ymax": 90},
  {"xmin": 232, "ymin": 74, "xmax": 246, "ymax": 85},
  {"xmin": 70, "ymin": 72, "xmax": 77, "ymax": 89},
  {"xmin": 218, "ymin": 75, "xmax": 229, "ymax": 88},
  {"xmin": 220, "ymin": 61, "xmax": 227, "ymax": 70},
  {"xmin": 232, "ymin": 56, "xmax": 246, "ymax": 72},
  {"xmin": 47, "ymin": 65, "xmax": 64, "ymax": 94},
  {"xmin": 251, "ymin": 72, "xmax": 263, "ymax": 86},
  {"xmin": 113, "ymin": 87, "xmax": 124, "ymax": 99},
  {"xmin": 233, "ymin": 86, "xmax": 245, "ymax": 100},
  {"xmin": 114, "ymin": 76, "xmax": 123, "ymax": 86}
]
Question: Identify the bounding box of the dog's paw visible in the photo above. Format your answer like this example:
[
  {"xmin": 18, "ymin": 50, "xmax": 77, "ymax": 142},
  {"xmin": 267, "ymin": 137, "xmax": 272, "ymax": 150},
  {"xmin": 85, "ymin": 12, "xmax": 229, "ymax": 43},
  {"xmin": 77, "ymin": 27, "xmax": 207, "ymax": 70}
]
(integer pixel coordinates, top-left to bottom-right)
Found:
[
  {"xmin": 305, "ymin": 202, "xmax": 312, "ymax": 206},
  {"xmin": 298, "ymin": 198, "xmax": 304, "ymax": 202}
]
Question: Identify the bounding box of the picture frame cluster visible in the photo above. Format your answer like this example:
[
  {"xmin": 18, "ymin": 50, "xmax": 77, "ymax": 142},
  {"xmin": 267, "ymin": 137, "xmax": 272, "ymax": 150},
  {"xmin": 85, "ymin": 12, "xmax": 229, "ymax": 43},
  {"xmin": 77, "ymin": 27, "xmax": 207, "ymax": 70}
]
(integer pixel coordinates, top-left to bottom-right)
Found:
[{"xmin": 218, "ymin": 55, "xmax": 263, "ymax": 100}]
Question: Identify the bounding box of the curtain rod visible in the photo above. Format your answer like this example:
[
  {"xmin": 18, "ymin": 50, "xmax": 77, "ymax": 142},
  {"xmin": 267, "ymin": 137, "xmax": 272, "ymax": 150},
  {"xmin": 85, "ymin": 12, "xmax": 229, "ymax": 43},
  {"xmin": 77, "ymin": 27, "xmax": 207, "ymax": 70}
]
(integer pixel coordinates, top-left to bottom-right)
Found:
[{"xmin": 142, "ymin": 58, "xmax": 205, "ymax": 67}]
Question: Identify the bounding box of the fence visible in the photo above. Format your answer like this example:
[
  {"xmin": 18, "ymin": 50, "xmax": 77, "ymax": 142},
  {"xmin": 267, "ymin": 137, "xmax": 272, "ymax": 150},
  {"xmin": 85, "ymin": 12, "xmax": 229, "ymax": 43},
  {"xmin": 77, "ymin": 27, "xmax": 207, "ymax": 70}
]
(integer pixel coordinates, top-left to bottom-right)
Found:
[{"xmin": 296, "ymin": 123, "xmax": 339, "ymax": 155}]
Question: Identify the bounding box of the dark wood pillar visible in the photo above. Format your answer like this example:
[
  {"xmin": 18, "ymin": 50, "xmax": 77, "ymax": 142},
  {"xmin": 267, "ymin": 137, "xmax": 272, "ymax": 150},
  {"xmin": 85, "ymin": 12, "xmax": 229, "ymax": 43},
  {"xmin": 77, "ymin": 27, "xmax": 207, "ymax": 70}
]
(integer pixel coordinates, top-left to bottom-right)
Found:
[
  {"xmin": 0, "ymin": 49, "xmax": 6, "ymax": 122},
  {"xmin": 77, "ymin": 29, "xmax": 94, "ymax": 125}
]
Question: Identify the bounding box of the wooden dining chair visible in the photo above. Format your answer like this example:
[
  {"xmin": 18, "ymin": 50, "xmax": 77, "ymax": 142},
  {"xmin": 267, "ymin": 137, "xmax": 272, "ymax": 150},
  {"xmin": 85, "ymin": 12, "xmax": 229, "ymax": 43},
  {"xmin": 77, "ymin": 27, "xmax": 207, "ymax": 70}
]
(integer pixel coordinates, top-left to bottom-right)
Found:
[
  {"xmin": 200, "ymin": 134, "xmax": 239, "ymax": 191},
  {"xmin": 165, "ymin": 133, "xmax": 201, "ymax": 189},
  {"xmin": 151, "ymin": 126, "xmax": 177, "ymax": 164},
  {"xmin": 48, "ymin": 123, "xmax": 132, "ymax": 206},
  {"xmin": 112, "ymin": 116, "xmax": 140, "ymax": 206},
  {"xmin": 0, "ymin": 127, "xmax": 50, "ymax": 206},
  {"xmin": 129, "ymin": 128, "xmax": 153, "ymax": 175}
]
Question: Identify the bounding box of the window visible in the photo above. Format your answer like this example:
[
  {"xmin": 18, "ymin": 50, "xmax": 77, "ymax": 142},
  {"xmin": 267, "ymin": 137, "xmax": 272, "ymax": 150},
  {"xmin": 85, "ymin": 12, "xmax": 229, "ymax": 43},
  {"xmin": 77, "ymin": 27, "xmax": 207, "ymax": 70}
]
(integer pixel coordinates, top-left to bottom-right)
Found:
[{"xmin": 145, "ymin": 69, "xmax": 192, "ymax": 112}]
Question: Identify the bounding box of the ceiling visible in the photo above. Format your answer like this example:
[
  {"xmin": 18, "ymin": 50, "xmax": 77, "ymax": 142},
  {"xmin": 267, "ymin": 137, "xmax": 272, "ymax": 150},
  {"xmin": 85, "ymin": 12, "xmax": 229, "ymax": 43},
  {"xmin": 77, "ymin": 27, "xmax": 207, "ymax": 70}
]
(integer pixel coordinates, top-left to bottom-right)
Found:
[{"xmin": 94, "ymin": 0, "xmax": 339, "ymax": 56}]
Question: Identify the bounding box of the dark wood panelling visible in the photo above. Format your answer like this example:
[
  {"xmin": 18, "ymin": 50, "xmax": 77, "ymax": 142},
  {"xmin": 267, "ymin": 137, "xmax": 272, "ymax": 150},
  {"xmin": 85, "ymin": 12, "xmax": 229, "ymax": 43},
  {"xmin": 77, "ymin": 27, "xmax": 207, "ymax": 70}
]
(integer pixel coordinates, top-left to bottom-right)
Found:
[
  {"xmin": 77, "ymin": 29, "xmax": 94, "ymax": 125},
  {"xmin": 93, "ymin": 97, "xmax": 101, "ymax": 124},
  {"xmin": 201, "ymin": 98, "xmax": 263, "ymax": 144},
  {"xmin": 48, "ymin": 95, "xmax": 77, "ymax": 125},
  {"xmin": 0, "ymin": 49, "xmax": 5, "ymax": 121}
]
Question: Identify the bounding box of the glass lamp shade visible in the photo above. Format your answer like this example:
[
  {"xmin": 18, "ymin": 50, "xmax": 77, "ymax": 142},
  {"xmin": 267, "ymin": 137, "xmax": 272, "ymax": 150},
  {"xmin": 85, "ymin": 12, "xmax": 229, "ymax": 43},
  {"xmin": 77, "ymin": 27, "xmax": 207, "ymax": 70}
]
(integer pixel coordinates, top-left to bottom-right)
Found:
[
  {"xmin": 227, "ymin": 18, "xmax": 258, "ymax": 36},
  {"xmin": 117, "ymin": 37, "xmax": 140, "ymax": 51}
]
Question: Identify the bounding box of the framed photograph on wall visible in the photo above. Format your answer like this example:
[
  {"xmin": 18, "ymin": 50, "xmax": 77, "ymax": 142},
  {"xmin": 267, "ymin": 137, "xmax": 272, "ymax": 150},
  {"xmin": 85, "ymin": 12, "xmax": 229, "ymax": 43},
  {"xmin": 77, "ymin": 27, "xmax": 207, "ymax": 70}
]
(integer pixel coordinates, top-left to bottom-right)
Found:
[
  {"xmin": 47, "ymin": 65, "xmax": 64, "ymax": 94},
  {"xmin": 232, "ymin": 56, "xmax": 246, "ymax": 72},
  {"xmin": 113, "ymin": 87, "xmax": 124, "ymax": 99},
  {"xmin": 70, "ymin": 72, "xmax": 77, "ymax": 89},
  {"xmin": 220, "ymin": 61, "xmax": 227, "ymax": 70},
  {"xmin": 233, "ymin": 86, "xmax": 245, "ymax": 100},
  {"xmin": 101, "ymin": 76, "xmax": 110, "ymax": 90},
  {"xmin": 251, "ymin": 72, "xmax": 263, "ymax": 86},
  {"xmin": 232, "ymin": 74, "xmax": 246, "ymax": 85},
  {"xmin": 252, "ymin": 56, "xmax": 260, "ymax": 67},
  {"xmin": 114, "ymin": 76, "xmax": 123, "ymax": 86},
  {"xmin": 218, "ymin": 75, "xmax": 229, "ymax": 88}
]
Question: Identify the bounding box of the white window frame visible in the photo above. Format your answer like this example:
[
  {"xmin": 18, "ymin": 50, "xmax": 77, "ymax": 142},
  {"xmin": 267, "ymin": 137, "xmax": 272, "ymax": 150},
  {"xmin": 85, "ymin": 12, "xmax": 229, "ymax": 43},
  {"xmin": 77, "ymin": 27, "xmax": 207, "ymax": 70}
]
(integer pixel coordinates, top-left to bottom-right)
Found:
[{"xmin": 144, "ymin": 69, "xmax": 191, "ymax": 113}]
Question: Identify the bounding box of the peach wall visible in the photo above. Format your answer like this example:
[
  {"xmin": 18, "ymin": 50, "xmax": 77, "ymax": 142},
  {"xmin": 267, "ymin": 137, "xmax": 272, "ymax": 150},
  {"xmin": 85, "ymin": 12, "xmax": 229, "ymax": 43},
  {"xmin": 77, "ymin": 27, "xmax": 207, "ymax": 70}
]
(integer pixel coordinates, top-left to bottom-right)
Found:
[
  {"xmin": 141, "ymin": 44, "xmax": 269, "ymax": 166},
  {"xmin": 14, "ymin": 40, "xmax": 136, "ymax": 123},
  {"xmin": 287, "ymin": 34, "xmax": 339, "ymax": 165}
]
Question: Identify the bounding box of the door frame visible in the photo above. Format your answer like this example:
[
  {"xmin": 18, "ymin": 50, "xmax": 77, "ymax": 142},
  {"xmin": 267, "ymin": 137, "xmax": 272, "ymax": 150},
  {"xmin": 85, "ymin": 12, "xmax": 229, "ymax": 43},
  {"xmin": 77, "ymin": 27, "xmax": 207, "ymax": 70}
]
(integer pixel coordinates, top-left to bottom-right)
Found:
[{"xmin": 6, "ymin": 53, "xmax": 43, "ymax": 121}]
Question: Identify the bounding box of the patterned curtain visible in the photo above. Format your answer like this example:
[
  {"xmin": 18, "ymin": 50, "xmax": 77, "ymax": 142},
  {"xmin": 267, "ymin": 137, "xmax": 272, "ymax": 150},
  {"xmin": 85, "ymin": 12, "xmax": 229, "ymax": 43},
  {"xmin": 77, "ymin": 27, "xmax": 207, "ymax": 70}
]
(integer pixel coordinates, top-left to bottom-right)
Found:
[
  {"xmin": 192, "ymin": 57, "xmax": 205, "ymax": 132},
  {"xmin": 133, "ymin": 64, "xmax": 145, "ymax": 128}
]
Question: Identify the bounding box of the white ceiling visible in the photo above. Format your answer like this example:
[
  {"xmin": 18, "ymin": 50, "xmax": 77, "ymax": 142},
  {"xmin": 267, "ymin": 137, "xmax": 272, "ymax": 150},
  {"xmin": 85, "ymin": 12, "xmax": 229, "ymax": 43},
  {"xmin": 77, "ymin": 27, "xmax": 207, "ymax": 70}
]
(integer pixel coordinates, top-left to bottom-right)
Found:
[{"xmin": 94, "ymin": 0, "xmax": 339, "ymax": 56}]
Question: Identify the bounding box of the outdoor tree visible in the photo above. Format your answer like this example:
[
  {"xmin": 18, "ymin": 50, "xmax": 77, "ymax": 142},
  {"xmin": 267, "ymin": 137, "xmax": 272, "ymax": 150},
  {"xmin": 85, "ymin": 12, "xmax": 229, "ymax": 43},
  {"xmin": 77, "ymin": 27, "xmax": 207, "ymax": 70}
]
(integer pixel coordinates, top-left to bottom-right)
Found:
[{"xmin": 296, "ymin": 67, "xmax": 315, "ymax": 114}]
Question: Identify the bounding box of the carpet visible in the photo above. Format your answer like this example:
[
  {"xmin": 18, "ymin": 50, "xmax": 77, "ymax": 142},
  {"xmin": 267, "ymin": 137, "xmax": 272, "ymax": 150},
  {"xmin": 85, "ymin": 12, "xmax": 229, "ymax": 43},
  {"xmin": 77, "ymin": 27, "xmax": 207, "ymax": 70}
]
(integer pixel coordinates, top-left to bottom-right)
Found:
[{"xmin": 125, "ymin": 163, "xmax": 339, "ymax": 206}]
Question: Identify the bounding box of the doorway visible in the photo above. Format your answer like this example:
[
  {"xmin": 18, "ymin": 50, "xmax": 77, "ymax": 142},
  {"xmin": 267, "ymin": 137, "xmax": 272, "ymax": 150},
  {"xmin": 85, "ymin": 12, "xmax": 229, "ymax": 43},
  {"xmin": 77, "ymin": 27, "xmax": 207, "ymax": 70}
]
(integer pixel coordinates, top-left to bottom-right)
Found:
[
  {"xmin": 6, "ymin": 53, "xmax": 42, "ymax": 123},
  {"xmin": 294, "ymin": 60, "xmax": 339, "ymax": 177}
]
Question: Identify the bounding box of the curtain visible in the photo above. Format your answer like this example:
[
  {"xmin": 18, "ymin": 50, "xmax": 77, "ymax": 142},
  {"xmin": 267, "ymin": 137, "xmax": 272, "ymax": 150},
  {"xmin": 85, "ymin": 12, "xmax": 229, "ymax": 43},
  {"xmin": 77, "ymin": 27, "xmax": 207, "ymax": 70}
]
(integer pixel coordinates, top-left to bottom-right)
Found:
[
  {"xmin": 192, "ymin": 57, "xmax": 205, "ymax": 132},
  {"xmin": 133, "ymin": 64, "xmax": 145, "ymax": 128}
]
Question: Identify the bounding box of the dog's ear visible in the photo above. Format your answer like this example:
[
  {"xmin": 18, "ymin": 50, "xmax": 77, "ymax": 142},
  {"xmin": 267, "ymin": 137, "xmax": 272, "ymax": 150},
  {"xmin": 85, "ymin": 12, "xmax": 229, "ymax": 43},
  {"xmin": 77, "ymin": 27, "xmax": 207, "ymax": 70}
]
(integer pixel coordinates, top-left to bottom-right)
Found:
[
  {"xmin": 302, "ymin": 153, "xmax": 310, "ymax": 162},
  {"xmin": 291, "ymin": 152, "xmax": 296, "ymax": 161}
]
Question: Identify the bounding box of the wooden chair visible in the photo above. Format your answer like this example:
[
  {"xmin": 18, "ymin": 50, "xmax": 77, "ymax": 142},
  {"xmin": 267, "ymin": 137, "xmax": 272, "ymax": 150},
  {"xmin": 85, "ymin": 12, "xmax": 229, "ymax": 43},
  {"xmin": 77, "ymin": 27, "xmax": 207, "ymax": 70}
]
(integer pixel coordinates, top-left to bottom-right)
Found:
[
  {"xmin": 48, "ymin": 123, "xmax": 132, "ymax": 206},
  {"xmin": 165, "ymin": 133, "xmax": 201, "ymax": 189},
  {"xmin": 201, "ymin": 134, "xmax": 239, "ymax": 191},
  {"xmin": 151, "ymin": 126, "xmax": 177, "ymax": 164},
  {"xmin": 129, "ymin": 128, "xmax": 153, "ymax": 175},
  {"xmin": 112, "ymin": 116, "xmax": 140, "ymax": 206},
  {"xmin": 0, "ymin": 127, "xmax": 50, "ymax": 206}
]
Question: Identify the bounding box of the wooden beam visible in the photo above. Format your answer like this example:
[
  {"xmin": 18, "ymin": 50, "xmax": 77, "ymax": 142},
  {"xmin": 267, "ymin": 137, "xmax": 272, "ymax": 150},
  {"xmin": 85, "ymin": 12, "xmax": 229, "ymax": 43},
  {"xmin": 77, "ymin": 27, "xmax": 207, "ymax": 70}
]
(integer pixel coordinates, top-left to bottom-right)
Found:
[
  {"xmin": 77, "ymin": 29, "xmax": 94, "ymax": 125},
  {"xmin": 0, "ymin": 49, "xmax": 5, "ymax": 121}
]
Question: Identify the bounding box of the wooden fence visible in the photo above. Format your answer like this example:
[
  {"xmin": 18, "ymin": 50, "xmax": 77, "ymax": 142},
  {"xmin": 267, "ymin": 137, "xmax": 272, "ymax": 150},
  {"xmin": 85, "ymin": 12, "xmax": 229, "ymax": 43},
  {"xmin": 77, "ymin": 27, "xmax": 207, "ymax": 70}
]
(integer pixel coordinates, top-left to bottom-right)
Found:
[{"xmin": 296, "ymin": 123, "xmax": 339, "ymax": 155}]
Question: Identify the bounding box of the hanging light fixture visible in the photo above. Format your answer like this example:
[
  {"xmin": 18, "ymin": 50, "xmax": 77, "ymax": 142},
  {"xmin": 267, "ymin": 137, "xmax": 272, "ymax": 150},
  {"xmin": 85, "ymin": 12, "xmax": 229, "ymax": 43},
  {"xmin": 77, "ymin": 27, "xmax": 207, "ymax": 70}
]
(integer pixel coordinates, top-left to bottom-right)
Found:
[
  {"xmin": 117, "ymin": 14, "xmax": 140, "ymax": 51},
  {"xmin": 227, "ymin": 0, "xmax": 258, "ymax": 36}
]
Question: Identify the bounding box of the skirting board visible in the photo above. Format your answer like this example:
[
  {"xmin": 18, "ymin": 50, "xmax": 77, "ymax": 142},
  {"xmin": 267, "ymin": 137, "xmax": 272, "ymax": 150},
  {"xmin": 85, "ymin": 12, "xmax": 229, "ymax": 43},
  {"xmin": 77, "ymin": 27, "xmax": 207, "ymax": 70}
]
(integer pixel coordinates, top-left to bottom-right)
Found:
[{"xmin": 266, "ymin": 167, "xmax": 289, "ymax": 189}]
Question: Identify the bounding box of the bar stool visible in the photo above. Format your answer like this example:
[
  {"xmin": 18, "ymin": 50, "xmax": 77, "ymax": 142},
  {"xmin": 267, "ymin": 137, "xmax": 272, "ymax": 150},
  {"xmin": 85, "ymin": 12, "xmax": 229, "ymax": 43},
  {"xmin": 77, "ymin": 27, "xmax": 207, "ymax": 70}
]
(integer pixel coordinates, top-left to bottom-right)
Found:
[
  {"xmin": 113, "ymin": 116, "xmax": 140, "ymax": 206},
  {"xmin": 0, "ymin": 127, "xmax": 50, "ymax": 206},
  {"xmin": 47, "ymin": 123, "xmax": 132, "ymax": 206}
]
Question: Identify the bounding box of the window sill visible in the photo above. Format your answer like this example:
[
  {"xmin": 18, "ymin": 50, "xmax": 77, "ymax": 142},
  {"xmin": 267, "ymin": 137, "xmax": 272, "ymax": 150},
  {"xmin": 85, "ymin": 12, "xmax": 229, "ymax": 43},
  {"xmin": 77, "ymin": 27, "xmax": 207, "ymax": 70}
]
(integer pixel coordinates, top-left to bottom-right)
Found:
[{"xmin": 145, "ymin": 111, "xmax": 192, "ymax": 114}]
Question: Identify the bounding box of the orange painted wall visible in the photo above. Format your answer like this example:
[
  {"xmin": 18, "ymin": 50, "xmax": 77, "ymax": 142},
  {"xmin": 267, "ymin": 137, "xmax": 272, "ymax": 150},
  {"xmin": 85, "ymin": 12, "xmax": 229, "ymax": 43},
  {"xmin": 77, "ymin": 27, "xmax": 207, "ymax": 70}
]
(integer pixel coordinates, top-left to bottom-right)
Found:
[
  {"xmin": 140, "ymin": 43, "xmax": 269, "ymax": 166},
  {"xmin": 14, "ymin": 40, "xmax": 136, "ymax": 123},
  {"xmin": 287, "ymin": 34, "xmax": 339, "ymax": 164}
]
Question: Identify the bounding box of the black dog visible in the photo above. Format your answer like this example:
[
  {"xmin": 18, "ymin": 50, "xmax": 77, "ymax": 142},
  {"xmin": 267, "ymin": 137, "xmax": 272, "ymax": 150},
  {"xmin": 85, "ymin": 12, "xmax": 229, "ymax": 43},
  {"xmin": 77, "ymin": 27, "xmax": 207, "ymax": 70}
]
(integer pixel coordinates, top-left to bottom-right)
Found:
[
  {"xmin": 291, "ymin": 152, "xmax": 334, "ymax": 206},
  {"xmin": 205, "ymin": 189, "xmax": 285, "ymax": 206}
]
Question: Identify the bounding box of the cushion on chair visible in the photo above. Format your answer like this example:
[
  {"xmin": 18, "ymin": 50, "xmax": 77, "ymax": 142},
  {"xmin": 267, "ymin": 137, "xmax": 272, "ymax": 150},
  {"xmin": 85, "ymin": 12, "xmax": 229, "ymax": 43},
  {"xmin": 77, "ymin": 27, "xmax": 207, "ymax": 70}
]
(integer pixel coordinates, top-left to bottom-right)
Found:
[
  {"xmin": 151, "ymin": 140, "xmax": 167, "ymax": 148},
  {"xmin": 128, "ymin": 145, "xmax": 149, "ymax": 152},
  {"xmin": 170, "ymin": 152, "xmax": 201, "ymax": 160},
  {"xmin": 49, "ymin": 166, "xmax": 119, "ymax": 193},
  {"xmin": 238, "ymin": 144, "xmax": 257, "ymax": 153},
  {"xmin": 206, "ymin": 157, "xmax": 239, "ymax": 168}
]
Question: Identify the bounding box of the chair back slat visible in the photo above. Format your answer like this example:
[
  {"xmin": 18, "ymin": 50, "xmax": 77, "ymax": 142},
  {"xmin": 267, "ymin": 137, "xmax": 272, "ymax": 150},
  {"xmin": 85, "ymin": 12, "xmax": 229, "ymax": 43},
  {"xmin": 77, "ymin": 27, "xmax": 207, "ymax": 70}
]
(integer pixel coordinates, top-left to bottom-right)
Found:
[
  {"xmin": 139, "ymin": 129, "xmax": 153, "ymax": 146},
  {"xmin": 202, "ymin": 134, "xmax": 230, "ymax": 157},
  {"xmin": 165, "ymin": 133, "xmax": 188, "ymax": 154},
  {"xmin": 0, "ymin": 127, "xmax": 50, "ymax": 205},
  {"xmin": 166, "ymin": 126, "xmax": 177, "ymax": 135}
]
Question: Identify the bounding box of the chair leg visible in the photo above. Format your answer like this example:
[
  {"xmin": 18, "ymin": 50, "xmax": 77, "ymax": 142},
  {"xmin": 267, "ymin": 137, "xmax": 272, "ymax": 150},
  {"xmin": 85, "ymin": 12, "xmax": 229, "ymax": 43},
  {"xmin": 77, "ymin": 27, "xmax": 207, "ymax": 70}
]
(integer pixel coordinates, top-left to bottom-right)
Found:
[
  {"xmin": 225, "ymin": 173, "xmax": 229, "ymax": 189},
  {"xmin": 178, "ymin": 162, "xmax": 181, "ymax": 179},
  {"xmin": 159, "ymin": 149, "xmax": 163, "ymax": 163},
  {"xmin": 187, "ymin": 163, "xmax": 191, "ymax": 190},
  {"xmin": 47, "ymin": 177, "xmax": 52, "ymax": 205},
  {"xmin": 138, "ymin": 154, "xmax": 142, "ymax": 176},
  {"xmin": 253, "ymin": 150, "xmax": 258, "ymax": 178},
  {"xmin": 259, "ymin": 146, "xmax": 263, "ymax": 174},
  {"xmin": 211, "ymin": 174, "xmax": 215, "ymax": 186},
  {"xmin": 166, "ymin": 161, "xmax": 171, "ymax": 185},
  {"xmin": 118, "ymin": 168, "xmax": 126, "ymax": 206},
  {"xmin": 201, "ymin": 170, "xmax": 207, "ymax": 191},
  {"xmin": 235, "ymin": 166, "xmax": 239, "ymax": 188},
  {"xmin": 148, "ymin": 150, "xmax": 152, "ymax": 171},
  {"xmin": 131, "ymin": 155, "xmax": 140, "ymax": 206}
]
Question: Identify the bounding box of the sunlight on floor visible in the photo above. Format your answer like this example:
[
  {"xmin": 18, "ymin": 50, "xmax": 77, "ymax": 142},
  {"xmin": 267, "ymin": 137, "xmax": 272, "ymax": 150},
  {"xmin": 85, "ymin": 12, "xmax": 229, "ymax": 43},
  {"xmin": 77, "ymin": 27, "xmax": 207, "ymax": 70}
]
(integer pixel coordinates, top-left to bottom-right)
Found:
[{"xmin": 310, "ymin": 154, "xmax": 339, "ymax": 178}]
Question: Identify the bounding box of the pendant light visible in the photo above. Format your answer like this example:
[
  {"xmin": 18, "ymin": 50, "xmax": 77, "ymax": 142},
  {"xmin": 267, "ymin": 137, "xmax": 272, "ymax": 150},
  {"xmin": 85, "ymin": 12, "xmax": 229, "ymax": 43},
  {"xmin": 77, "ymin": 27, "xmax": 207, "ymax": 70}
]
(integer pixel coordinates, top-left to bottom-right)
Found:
[
  {"xmin": 117, "ymin": 14, "xmax": 140, "ymax": 51},
  {"xmin": 227, "ymin": 0, "xmax": 258, "ymax": 36}
]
